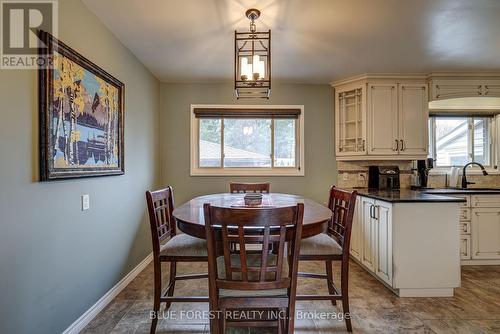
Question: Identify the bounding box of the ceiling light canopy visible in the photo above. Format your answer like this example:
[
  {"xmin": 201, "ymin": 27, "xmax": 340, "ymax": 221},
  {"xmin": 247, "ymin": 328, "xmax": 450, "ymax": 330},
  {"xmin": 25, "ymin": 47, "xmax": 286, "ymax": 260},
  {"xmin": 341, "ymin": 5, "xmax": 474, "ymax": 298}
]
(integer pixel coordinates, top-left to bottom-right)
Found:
[{"xmin": 234, "ymin": 9, "xmax": 271, "ymax": 99}]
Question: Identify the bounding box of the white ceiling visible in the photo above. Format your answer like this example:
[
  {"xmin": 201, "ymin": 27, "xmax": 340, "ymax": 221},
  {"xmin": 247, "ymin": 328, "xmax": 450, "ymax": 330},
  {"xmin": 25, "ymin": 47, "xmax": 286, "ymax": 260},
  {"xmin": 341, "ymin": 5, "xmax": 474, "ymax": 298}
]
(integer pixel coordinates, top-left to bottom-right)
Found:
[{"xmin": 82, "ymin": 0, "xmax": 500, "ymax": 84}]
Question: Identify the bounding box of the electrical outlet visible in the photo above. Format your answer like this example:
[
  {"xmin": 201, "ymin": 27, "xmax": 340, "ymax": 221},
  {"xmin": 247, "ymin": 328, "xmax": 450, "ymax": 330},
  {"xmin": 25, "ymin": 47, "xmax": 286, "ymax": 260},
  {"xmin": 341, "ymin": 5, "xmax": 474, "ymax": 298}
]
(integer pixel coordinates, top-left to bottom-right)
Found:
[
  {"xmin": 82, "ymin": 194, "xmax": 90, "ymax": 211},
  {"xmin": 342, "ymin": 172, "xmax": 349, "ymax": 181}
]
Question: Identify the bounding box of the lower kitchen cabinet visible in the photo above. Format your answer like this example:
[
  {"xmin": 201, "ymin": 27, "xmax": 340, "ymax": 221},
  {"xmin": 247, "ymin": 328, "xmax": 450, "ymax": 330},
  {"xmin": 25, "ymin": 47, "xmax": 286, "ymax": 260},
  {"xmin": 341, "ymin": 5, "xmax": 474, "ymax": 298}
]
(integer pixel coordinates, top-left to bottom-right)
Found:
[
  {"xmin": 374, "ymin": 201, "xmax": 393, "ymax": 286},
  {"xmin": 350, "ymin": 195, "xmax": 461, "ymax": 297},
  {"xmin": 460, "ymin": 235, "xmax": 471, "ymax": 260},
  {"xmin": 352, "ymin": 196, "xmax": 393, "ymax": 286},
  {"xmin": 471, "ymin": 208, "xmax": 500, "ymax": 260},
  {"xmin": 349, "ymin": 197, "xmax": 362, "ymax": 261},
  {"xmin": 360, "ymin": 197, "xmax": 376, "ymax": 271},
  {"xmin": 451, "ymin": 194, "xmax": 500, "ymax": 264}
]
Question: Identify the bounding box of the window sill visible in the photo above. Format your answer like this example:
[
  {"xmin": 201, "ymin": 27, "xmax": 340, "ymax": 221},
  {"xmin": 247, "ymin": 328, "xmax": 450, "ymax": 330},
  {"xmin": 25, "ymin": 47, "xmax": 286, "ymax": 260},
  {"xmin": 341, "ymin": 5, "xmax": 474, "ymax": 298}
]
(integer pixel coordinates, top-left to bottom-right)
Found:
[{"xmin": 190, "ymin": 167, "xmax": 305, "ymax": 177}]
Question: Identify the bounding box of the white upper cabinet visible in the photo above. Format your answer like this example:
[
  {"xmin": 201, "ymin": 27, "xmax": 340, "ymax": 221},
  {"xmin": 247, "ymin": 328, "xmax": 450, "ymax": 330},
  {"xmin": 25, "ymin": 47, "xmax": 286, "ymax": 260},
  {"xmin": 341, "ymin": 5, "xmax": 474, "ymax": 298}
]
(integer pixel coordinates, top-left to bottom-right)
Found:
[
  {"xmin": 367, "ymin": 83, "xmax": 398, "ymax": 155},
  {"xmin": 430, "ymin": 80, "xmax": 484, "ymax": 100},
  {"xmin": 335, "ymin": 84, "xmax": 366, "ymax": 156},
  {"xmin": 429, "ymin": 75, "xmax": 500, "ymax": 100},
  {"xmin": 484, "ymin": 82, "xmax": 500, "ymax": 97},
  {"xmin": 398, "ymin": 84, "xmax": 428, "ymax": 156},
  {"xmin": 333, "ymin": 75, "xmax": 429, "ymax": 160}
]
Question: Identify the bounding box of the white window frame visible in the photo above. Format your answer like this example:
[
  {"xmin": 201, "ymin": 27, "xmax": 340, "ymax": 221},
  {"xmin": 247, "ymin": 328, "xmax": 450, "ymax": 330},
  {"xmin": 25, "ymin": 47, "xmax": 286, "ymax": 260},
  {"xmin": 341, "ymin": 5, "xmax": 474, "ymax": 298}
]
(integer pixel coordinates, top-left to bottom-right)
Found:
[
  {"xmin": 190, "ymin": 104, "xmax": 305, "ymax": 176},
  {"xmin": 429, "ymin": 115, "xmax": 500, "ymax": 175}
]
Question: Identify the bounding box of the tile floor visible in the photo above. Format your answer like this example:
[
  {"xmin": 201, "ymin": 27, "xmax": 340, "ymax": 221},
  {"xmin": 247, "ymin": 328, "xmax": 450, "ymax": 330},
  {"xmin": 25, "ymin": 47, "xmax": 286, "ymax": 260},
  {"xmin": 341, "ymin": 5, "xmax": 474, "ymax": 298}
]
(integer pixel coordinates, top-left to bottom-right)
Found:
[{"xmin": 82, "ymin": 261, "xmax": 500, "ymax": 333}]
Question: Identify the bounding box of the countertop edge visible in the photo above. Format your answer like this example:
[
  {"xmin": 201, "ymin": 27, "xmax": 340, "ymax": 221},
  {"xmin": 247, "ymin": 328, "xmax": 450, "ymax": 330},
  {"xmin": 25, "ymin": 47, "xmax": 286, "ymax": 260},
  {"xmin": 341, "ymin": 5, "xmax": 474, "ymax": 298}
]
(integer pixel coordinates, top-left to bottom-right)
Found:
[{"xmin": 349, "ymin": 189, "xmax": 467, "ymax": 203}]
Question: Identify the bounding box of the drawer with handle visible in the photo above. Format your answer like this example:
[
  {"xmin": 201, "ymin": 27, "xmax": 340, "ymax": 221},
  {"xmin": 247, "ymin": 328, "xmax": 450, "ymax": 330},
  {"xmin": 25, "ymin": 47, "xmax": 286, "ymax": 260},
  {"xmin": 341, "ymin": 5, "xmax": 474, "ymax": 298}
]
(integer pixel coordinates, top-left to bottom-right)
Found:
[
  {"xmin": 456, "ymin": 195, "xmax": 470, "ymax": 207},
  {"xmin": 460, "ymin": 234, "xmax": 471, "ymax": 260},
  {"xmin": 460, "ymin": 208, "xmax": 471, "ymax": 221},
  {"xmin": 459, "ymin": 221, "xmax": 471, "ymax": 234},
  {"xmin": 471, "ymin": 195, "xmax": 500, "ymax": 208}
]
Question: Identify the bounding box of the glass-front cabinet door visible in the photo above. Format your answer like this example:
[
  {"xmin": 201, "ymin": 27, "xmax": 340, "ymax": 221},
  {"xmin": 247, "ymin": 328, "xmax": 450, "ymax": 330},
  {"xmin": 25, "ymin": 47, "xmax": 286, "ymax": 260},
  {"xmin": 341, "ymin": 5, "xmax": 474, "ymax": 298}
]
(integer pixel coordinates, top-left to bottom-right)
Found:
[{"xmin": 335, "ymin": 85, "xmax": 366, "ymax": 156}]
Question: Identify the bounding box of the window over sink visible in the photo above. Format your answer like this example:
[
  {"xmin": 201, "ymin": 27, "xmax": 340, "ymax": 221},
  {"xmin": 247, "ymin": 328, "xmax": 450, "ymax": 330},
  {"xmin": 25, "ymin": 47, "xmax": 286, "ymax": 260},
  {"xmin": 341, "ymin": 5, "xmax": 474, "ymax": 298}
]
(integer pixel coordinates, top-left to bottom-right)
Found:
[
  {"xmin": 428, "ymin": 116, "xmax": 494, "ymax": 168},
  {"xmin": 190, "ymin": 105, "xmax": 304, "ymax": 176}
]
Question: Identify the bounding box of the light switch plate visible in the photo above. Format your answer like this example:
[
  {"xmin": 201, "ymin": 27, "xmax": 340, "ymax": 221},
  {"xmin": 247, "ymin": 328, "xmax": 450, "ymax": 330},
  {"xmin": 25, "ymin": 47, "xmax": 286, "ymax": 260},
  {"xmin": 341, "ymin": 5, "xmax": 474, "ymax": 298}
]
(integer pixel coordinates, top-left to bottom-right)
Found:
[{"xmin": 82, "ymin": 194, "xmax": 90, "ymax": 211}]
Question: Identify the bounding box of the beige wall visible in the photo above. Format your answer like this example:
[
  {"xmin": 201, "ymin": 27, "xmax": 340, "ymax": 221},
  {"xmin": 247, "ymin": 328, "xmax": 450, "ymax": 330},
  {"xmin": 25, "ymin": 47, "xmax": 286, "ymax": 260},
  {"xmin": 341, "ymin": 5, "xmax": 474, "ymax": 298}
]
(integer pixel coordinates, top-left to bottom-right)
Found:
[
  {"xmin": 0, "ymin": 0, "xmax": 160, "ymax": 333},
  {"xmin": 160, "ymin": 82, "xmax": 337, "ymax": 204}
]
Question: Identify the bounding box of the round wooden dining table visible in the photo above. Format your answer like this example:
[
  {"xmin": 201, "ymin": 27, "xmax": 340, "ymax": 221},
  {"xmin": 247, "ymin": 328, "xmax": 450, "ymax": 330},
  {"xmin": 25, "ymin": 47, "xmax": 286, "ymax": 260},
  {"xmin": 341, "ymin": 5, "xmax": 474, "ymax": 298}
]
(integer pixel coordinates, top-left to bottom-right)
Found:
[{"xmin": 172, "ymin": 193, "xmax": 333, "ymax": 239}]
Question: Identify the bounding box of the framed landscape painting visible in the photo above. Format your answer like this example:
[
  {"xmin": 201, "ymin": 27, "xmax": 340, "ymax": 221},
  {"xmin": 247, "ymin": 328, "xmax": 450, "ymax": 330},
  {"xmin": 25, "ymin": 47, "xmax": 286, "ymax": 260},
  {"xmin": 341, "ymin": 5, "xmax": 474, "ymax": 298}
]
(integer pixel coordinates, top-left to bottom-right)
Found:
[{"xmin": 38, "ymin": 31, "xmax": 124, "ymax": 180}]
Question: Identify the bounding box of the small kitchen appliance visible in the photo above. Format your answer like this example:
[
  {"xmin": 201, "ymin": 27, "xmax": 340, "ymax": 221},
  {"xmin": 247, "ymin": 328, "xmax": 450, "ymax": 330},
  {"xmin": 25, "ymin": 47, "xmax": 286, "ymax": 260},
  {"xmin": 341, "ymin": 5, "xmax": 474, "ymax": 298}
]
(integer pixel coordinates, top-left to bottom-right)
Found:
[
  {"xmin": 417, "ymin": 158, "xmax": 434, "ymax": 188},
  {"xmin": 368, "ymin": 166, "xmax": 400, "ymax": 190}
]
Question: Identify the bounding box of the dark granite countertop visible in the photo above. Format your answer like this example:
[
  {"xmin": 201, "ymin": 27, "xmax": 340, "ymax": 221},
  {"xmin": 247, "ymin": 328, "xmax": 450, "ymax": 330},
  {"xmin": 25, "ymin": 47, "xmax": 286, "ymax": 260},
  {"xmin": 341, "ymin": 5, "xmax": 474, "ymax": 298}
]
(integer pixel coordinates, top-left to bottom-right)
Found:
[
  {"xmin": 421, "ymin": 188, "xmax": 500, "ymax": 195},
  {"xmin": 350, "ymin": 188, "xmax": 467, "ymax": 203}
]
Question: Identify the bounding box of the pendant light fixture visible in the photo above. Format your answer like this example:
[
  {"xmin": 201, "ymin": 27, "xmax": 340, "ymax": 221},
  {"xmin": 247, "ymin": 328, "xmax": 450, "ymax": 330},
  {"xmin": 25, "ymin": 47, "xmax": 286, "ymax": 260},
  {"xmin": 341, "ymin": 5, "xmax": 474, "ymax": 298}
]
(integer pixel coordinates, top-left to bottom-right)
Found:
[{"xmin": 234, "ymin": 9, "xmax": 271, "ymax": 99}]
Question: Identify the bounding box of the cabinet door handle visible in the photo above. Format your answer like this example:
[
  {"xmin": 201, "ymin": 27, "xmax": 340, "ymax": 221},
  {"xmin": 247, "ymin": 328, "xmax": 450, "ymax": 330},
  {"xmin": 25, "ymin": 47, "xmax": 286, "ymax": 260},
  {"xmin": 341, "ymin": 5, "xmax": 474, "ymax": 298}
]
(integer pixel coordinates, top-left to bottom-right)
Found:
[
  {"xmin": 400, "ymin": 139, "xmax": 405, "ymax": 151},
  {"xmin": 370, "ymin": 205, "xmax": 374, "ymax": 219},
  {"xmin": 394, "ymin": 139, "xmax": 399, "ymax": 151},
  {"xmin": 362, "ymin": 139, "xmax": 366, "ymax": 151},
  {"xmin": 374, "ymin": 205, "xmax": 378, "ymax": 220}
]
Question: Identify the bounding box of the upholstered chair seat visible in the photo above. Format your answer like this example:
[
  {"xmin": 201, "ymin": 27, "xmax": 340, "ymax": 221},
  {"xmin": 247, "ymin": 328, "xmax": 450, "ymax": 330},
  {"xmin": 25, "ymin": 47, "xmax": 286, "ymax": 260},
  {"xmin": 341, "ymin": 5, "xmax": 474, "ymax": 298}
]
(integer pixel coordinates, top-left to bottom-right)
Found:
[
  {"xmin": 160, "ymin": 233, "xmax": 207, "ymax": 257},
  {"xmin": 300, "ymin": 233, "xmax": 343, "ymax": 256}
]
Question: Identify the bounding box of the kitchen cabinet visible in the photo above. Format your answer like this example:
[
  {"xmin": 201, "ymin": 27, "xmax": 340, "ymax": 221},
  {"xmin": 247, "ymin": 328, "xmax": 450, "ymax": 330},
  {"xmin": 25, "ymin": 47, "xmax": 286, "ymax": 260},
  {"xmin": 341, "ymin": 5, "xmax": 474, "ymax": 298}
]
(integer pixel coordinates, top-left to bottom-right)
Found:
[
  {"xmin": 428, "ymin": 76, "xmax": 500, "ymax": 100},
  {"xmin": 398, "ymin": 84, "xmax": 428, "ymax": 156},
  {"xmin": 355, "ymin": 197, "xmax": 393, "ymax": 285},
  {"xmin": 335, "ymin": 85, "xmax": 366, "ymax": 156},
  {"xmin": 455, "ymin": 195, "xmax": 472, "ymax": 260},
  {"xmin": 333, "ymin": 75, "xmax": 428, "ymax": 160},
  {"xmin": 374, "ymin": 201, "xmax": 393, "ymax": 286},
  {"xmin": 484, "ymin": 83, "xmax": 500, "ymax": 97},
  {"xmin": 349, "ymin": 196, "xmax": 362, "ymax": 261},
  {"xmin": 460, "ymin": 235, "xmax": 472, "ymax": 260},
  {"xmin": 471, "ymin": 195, "xmax": 500, "ymax": 207},
  {"xmin": 430, "ymin": 80, "xmax": 484, "ymax": 100},
  {"xmin": 350, "ymin": 195, "xmax": 461, "ymax": 297},
  {"xmin": 360, "ymin": 197, "xmax": 376, "ymax": 271},
  {"xmin": 367, "ymin": 83, "xmax": 398, "ymax": 155},
  {"xmin": 471, "ymin": 208, "xmax": 500, "ymax": 260},
  {"xmin": 449, "ymin": 194, "xmax": 500, "ymax": 264}
]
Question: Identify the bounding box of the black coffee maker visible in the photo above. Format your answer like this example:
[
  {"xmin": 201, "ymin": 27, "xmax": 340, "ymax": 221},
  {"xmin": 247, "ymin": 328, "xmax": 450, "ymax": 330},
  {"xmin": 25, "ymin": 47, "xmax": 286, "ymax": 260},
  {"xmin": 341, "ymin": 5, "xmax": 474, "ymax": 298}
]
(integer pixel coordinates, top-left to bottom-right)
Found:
[
  {"xmin": 416, "ymin": 158, "xmax": 434, "ymax": 188},
  {"xmin": 368, "ymin": 166, "xmax": 400, "ymax": 190}
]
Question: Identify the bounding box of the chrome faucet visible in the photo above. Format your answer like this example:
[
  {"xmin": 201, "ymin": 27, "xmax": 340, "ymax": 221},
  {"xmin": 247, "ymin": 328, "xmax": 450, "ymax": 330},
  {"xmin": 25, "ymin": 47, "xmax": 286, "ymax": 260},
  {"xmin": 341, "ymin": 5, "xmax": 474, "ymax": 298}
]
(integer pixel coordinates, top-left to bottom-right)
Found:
[{"xmin": 461, "ymin": 162, "xmax": 488, "ymax": 188}]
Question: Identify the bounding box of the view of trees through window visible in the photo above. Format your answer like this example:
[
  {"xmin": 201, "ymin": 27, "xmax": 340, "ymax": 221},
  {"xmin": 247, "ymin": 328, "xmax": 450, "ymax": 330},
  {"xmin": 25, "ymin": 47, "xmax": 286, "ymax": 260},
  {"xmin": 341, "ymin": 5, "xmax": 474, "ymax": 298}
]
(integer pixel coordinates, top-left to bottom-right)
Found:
[
  {"xmin": 199, "ymin": 118, "xmax": 296, "ymax": 168},
  {"xmin": 430, "ymin": 116, "xmax": 490, "ymax": 167}
]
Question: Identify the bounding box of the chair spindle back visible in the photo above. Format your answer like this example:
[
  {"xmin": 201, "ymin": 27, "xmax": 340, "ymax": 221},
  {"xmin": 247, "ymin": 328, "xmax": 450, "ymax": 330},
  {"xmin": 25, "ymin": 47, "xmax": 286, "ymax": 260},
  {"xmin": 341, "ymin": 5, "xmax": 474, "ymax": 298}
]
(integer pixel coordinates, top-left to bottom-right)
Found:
[
  {"xmin": 146, "ymin": 187, "xmax": 177, "ymax": 256},
  {"xmin": 204, "ymin": 204, "xmax": 304, "ymax": 291},
  {"xmin": 327, "ymin": 187, "xmax": 357, "ymax": 253},
  {"xmin": 229, "ymin": 182, "xmax": 270, "ymax": 194}
]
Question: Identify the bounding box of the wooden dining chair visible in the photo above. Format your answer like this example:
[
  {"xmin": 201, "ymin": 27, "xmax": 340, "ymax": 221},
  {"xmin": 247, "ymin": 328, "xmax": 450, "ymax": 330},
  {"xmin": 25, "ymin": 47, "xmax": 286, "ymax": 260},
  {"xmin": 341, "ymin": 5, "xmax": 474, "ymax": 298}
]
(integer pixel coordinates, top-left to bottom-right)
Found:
[
  {"xmin": 229, "ymin": 182, "xmax": 270, "ymax": 193},
  {"xmin": 296, "ymin": 186, "xmax": 357, "ymax": 332},
  {"xmin": 146, "ymin": 187, "xmax": 209, "ymax": 334},
  {"xmin": 204, "ymin": 203, "xmax": 305, "ymax": 334}
]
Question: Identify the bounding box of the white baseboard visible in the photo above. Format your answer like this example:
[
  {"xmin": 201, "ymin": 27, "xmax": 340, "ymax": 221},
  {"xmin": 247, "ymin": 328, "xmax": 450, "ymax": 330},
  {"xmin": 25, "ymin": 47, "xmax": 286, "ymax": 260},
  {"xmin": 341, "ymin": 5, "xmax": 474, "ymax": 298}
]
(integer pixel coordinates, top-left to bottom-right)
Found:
[{"xmin": 62, "ymin": 253, "xmax": 153, "ymax": 334}]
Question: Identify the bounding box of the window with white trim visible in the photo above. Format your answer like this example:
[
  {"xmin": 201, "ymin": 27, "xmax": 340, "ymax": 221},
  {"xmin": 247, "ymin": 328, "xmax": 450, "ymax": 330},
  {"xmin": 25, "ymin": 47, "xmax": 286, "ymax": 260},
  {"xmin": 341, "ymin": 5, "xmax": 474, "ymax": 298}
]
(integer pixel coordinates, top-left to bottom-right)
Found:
[
  {"xmin": 190, "ymin": 105, "xmax": 304, "ymax": 176},
  {"xmin": 428, "ymin": 116, "xmax": 493, "ymax": 167}
]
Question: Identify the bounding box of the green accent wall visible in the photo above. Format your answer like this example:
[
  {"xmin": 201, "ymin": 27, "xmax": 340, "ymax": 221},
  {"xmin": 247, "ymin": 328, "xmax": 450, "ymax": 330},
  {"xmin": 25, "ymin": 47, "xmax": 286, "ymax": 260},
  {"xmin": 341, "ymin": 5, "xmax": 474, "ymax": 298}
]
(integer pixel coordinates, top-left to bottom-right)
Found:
[
  {"xmin": 0, "ymin": 0, "xmax": 160, "ymax": 333},
  {"xmin": 160, "ymin": 82, "xmax": 337, "ymax": 205}
]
